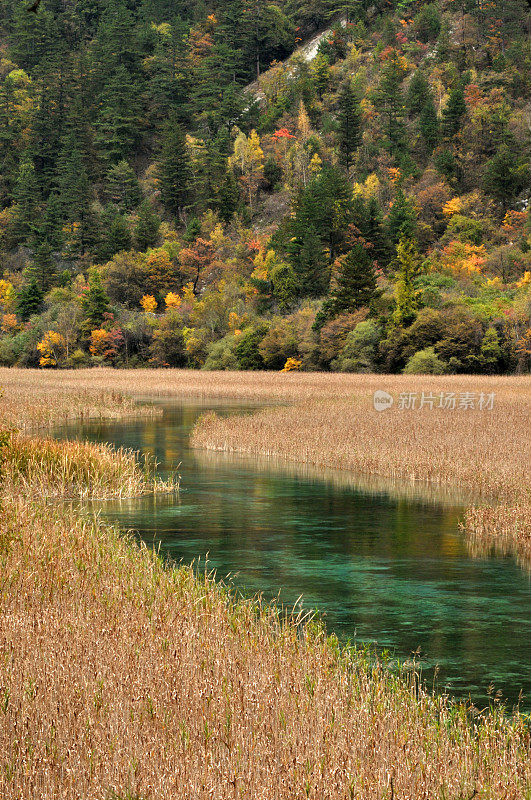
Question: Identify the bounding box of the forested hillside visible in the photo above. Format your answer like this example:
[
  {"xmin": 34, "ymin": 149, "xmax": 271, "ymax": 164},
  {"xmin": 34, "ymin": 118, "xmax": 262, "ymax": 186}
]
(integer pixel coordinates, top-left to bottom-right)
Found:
[{"xmin": 0, "ymin": 0, "xmax": 529, "ymax": 373}]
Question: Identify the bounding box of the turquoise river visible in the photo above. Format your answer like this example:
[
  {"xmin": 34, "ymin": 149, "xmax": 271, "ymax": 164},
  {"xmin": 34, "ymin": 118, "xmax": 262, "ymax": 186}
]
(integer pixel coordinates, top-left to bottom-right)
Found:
[{"xmin": 58, "ymin": 400, "xmax": 530, "ymax": 712}]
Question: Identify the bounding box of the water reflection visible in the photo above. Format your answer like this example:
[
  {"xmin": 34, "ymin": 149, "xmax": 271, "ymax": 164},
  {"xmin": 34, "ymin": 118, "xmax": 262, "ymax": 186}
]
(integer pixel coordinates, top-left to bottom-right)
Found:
[{"xmin": 57, "ymin": 401, "xmax": 531, "ymax": 711}]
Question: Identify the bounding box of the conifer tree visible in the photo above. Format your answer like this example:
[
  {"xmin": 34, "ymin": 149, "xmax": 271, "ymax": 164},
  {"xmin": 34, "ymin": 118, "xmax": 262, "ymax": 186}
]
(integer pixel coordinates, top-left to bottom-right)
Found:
[
  {"xmin": 14, "ymin": 153, "xmax": 40, "ymax": 243},
  {"xmin": 56, "ymin": 133, "xmax": 90, "ymax": 224},
  {"xmin": 482, "ymin": 144, "xmax": 527, "ymax": 210},
  {"xmin": 292, "ymin": 166, "xmax": 353, "ymax": 260},
  {"xmin": 104, "ymin": 214, "xmax": 132, "ymax": 259},
  {"xmin": 393, "ymin": 237, "xmax": 422, "ymax": 326},
  {"xmin": 442, "ymin": 81, "xmax": 467, "ymax": 138},
  {"xmin": 419, "ymin": 98, "xmax": 439, "ymax": 152},
  {"xmin": 157, "ymin": 113, "xmax": 191, "ymax": 220},
  {"xmin": 29, "ymin": 239, "xmax": 55, "ymax": 292},
  {"xmin": 56, "ymin": 134, "xmax": 98, "ymax": 256},
  {"xmin": 16, "ymin": 278, "xmax": 43, "ymax": 321},
  {"xmin": 82, "ymin": 268, "xmax": 110, "ymax": 329},
  {"xmin": 41, "ymin": 193, "xmax": 64, "ymax": 251},
  {"xmin": 407, "ymin": 71, "xmax": 430, "ymax": 115},
  {"xmin": 330, "ymin": 243, "xmax": 379, "ymax": 316},
  {"xmin": 388, "ymin": 189, "xmax": 417, "ymax": 244},
  {"xmin": 337, "ymin": 79, "xmax": 362, "ymax": 173},
  {"xmin": 365, "ymin": 197, "xmax": 392, "ymax": 268},
  {"xmin": 288, "ymin": 225, "xmax": 329, "ymax": 297},
  {"xmin": 134, "ymin": 202, "xmax": 160, "ymax": 251},
  {"xmin": 217, "ymin": 171, "xmax": 240, "ymax": 223},
  {"xmin": 96, "ymin": 66, "xmax": 141, "ymax": 165},
  {"xmin": 311, "ymin": 52, "xmax": 330, "ymax": 99},
  {"xmin": 378, "ymin": 51, "xmax": 407, "ymax": 154},
  {"xmin": 104, "ymin": 160, "xmax": 141, "ymax": 211}
]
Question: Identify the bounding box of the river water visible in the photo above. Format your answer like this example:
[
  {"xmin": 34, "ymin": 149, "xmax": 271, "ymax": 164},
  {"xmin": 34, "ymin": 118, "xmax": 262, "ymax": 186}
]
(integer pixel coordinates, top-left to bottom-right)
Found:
[{"xmin": 59, "ymin": 400, "xmax": 530, "ymax": 711}]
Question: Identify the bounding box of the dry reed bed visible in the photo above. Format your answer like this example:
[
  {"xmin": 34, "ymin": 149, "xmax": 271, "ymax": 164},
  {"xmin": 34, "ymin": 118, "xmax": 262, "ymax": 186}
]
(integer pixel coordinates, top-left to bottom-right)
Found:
[
  {"xmin": 190, "ymin": 377, "xmax": 531, "ymax": 563},
  {"xmin": 0, "ymin": 368, "xmax": 160, "ymax": 432},
  {"xmin": 0, "ymin": 495, "xmax": 529, "ymax": 800},
  {"xmin": 1, "ymin": 431, "xmax": 176, "ymax": 499},
  {"xmin": 11, "ymin": 367, "xmax": 528, "ymax": 404},
  {"xmin": 1, "ymin": 369, "xmax": 529, "ymax": 557}
]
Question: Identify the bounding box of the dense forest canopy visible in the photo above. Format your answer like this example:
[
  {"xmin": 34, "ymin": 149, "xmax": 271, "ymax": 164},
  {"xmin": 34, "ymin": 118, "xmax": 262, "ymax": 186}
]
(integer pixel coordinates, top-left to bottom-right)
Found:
[{"xmin": 0, "ymin": 0, "xmax": 529, "ymax": 372}]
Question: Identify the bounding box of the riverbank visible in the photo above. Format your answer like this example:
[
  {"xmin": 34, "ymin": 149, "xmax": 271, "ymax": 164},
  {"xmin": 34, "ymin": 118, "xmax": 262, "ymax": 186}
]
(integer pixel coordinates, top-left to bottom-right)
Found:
[
  {"xmin": 2, "ymin": 367, "xmax": 529, "ymax": 561},
  {"xmin": 189, "ymin": 373, "xmax": 530, "ymax": 565},
  {"xmin": 0, "ymin": 368, "xmax": 530, "ymax": 797}
]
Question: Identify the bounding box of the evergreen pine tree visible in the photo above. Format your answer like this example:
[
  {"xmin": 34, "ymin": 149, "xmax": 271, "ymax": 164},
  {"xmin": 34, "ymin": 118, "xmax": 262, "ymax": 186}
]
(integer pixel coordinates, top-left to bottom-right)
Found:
[
  {"xmin": 311, "ymin": 52, "xmax": 330, "ymax": 99},
  {"xmin": 337, "ymin": 79, "xmax": 362, "ymax": 173},
  {"xmin": 56, "ymin": 133, "xmax": 99, "ymax": 256},
  {"xmin": 393, "ymin": 237, "xmax": 422, "ymax": 326},
  {"xmin": 16, "ymin": 278, "xmax": 44, "ymax": 321},
  {"xmin": 419, "ymin": 98, "xmax": 439, "ymax": 152},
  {"xmin": 365, "ymin": 197, "xmax": 392, "ymax": 268},
  {"xmin": 217, "ymin": 170, "xmax": 240, "ymax": 223},
  {"xmin": 329, "ymin": 243, "xmax": 379, "ymax": 316},
  {"xmin": 388, "ymin": 189, "xmax": 417, "ymax": 244},
  {"xmin": 56, "ymin": 133, "xmax": 90, "ymax": 224},
  {"xmin": 288, "ymin": 225, "xmax": 330, "ymax": 297},
  {"xmin": 105, "ymin": 214, "xmax": 132, "ymax": 258},
  {"xmin": 482, "ymin": 144, "xmax": 527, "ymax": 210},
  {"xmin": 13, "ymin": 153, "xmax": 40, "ymax": 243},
  {"xmin": 378, "ymin": 52, "xmax": 407, "ymax": 155},
  {"xmin": 41, "ymin": 193, "xmax": 64, "ymax": 251},
  {"xmin": 293, "ymin": 166, "xmax": 353, "ymax": 260},
  {"xmin": 29, "ymin": 239, "xmax": 55, "ymax": 292},
  {"xmin": 407, "ymin": 71, "xmax": 430, "ymax": 115},
  {"xmin": 442, "ymin": 81, "xmax": 467, "ymax": 138},
  {"xmin": 157, "ymin": 113, "xmax": 191, "ymax": 220},
  {"xmin": 82, "ymin": 268, "xmax": 110, "ymax": 329},
  {"xmin": 134, "ymin": 202, "xmax": 160, "ymax": 251},
  {"xmin": 30, "ymin": 83, "xmax": 63, "ymax": 198},
  {"xmin": 104, "ymin": 160, "xmax": 141, "ymax": 211},
  {"xmin": 96, "ymin": 66, "xmax": 141, "ymax": 165}
]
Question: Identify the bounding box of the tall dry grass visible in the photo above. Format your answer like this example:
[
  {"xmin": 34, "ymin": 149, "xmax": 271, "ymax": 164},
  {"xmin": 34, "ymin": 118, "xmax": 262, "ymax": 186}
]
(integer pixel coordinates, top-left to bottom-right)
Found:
[
  {"xmin": 0, "ymin": 494, "xmax": 529, "ymax": 800},
  {"xmin": 1, "ymin": 368, "xmax": 529, "ymax": 557},
  {"xmin": 0, "ymin": 368, "xmax": 530, "ymax": 797},
  {"xmin": 189, "ymin": 375, "xmax": 531, "ymax": 564},
  {"xmin": 1, "ymin": 430, "xmax": 176, "ymax": 499},
  {"xmin": 0, "ymin": 368, "xmax": 160, "ymax": 432}
]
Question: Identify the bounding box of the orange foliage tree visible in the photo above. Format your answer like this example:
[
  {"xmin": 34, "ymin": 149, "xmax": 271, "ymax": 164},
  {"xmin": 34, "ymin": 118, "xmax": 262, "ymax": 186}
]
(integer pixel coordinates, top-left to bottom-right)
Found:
[{"xmin": 179, "ymin": 238, "xmax": 218, "ymax": 295}]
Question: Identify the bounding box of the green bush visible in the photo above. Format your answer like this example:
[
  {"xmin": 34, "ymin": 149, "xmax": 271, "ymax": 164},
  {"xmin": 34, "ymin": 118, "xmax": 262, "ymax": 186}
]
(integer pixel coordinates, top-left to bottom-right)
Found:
[
  {"xmin": 203, "ymin": 336, "xmax": 239, "ymax": 370},
  {"xmin": 403, "ymin": 347, "xmax": 448, "ymax": 374},
  {"xmin": 235, "ymin": 327, "xmax": 267, "ymax": 370},
  {"xmin": 333, "ymin": 320, "xmax": 382, "ymax": 372}
]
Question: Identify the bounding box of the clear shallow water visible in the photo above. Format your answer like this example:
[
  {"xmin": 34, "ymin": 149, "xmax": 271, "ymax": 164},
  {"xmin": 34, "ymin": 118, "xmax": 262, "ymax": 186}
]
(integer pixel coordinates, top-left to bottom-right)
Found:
[{"xmin": 58, "ymin": 401, "xmax": 530, "ymax": 711}]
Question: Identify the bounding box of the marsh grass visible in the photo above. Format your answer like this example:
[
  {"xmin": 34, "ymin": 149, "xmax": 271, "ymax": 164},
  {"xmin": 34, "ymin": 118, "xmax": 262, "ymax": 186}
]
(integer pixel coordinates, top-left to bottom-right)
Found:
[
  {"xmin": 0, "ymin": 368, "xmax": 529, "ymax": 797},
  {"xmin": 189, "ymin": 377, "xmax": 531, "ymax": 564},
  {"xmin": 0, "ymin": 369, "xmax": 160, "ymax": 432},
  {"xmin": 0, "ymin": 495, "xmax": 529, "ymax": 800},
  {"xmin": 1, "ymin": 431, "xmax": 178, "ymax": 499}
]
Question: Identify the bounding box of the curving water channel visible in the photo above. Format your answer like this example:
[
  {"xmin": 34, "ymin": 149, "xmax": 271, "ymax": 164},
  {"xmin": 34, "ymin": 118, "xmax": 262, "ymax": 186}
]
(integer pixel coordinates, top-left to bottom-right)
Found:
[{"xmin": 58, "ymin": 400, "xmax": 530, "ymax": 712}]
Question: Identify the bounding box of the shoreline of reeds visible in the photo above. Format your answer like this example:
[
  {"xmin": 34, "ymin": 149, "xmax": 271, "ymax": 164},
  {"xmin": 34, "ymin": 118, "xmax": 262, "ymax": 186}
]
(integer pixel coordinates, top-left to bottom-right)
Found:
[
  {"xmin": 0, "ymin": 368, "xmax": 529, "ymax": 797},
  {"xmin": 1, "ymin": 367, "xmax": 529, "ymax": 560},
  {"xmin": 0, "ymin": 492, "xmax": 529, "ymax": 799},
  {"xmin": 1, "ymin": 430, "xmax": 178, "ymax": 499},
  {"xmin": 189, "ymin": 385, "xmax": 531, "ymax": 565}
]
